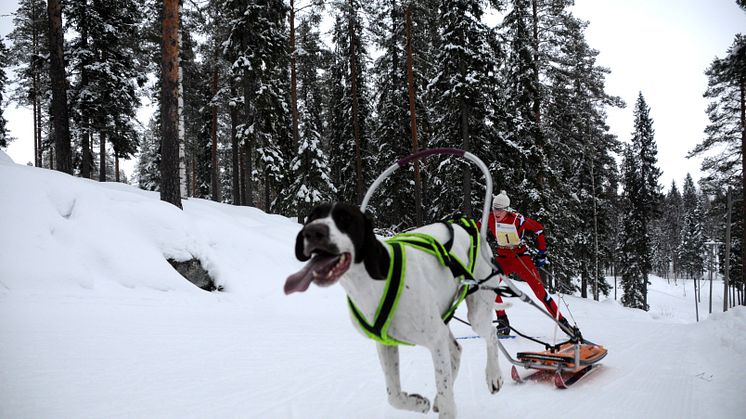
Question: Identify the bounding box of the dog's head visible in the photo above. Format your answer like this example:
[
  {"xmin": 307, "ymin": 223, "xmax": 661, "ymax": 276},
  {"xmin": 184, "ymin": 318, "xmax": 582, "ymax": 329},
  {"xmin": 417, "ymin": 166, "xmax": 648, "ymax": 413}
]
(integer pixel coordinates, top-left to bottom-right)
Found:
[{"xmin": 284, "ymin": 203, "xmax": 389, "ymax": 294}]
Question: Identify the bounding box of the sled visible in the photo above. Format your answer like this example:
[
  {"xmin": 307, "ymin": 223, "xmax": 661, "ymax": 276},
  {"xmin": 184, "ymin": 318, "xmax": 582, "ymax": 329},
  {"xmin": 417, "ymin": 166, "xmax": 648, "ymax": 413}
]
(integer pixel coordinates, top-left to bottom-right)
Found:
[
  {"xmin": 516, "ymin": 341, "xmax": 607, "ymax": 371},
  {"xmin": 509, "ymin": 341, "xmax": 606, "ymax": 388}
]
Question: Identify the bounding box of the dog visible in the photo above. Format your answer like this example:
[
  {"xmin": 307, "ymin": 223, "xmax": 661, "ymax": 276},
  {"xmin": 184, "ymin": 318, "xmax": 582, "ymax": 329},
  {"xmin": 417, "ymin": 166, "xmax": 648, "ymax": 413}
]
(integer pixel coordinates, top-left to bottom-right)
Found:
[{"xmin": 285, "ymin": 203, "xmax": 505, "ymax": 419}]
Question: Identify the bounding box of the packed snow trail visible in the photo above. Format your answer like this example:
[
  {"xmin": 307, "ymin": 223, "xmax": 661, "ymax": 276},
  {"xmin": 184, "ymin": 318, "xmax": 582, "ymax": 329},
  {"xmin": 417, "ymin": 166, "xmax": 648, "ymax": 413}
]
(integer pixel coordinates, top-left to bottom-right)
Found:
[{"xmin": 1, "ymin": 153, "xmax": 745, "ymax": 418}]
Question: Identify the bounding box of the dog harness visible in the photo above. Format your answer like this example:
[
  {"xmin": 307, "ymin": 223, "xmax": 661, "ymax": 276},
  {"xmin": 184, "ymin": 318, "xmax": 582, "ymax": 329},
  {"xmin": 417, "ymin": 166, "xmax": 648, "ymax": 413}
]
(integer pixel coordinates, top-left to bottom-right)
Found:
[{"xmin": 348, "ymin": 217, "xmax": 480, "ymax": 346}]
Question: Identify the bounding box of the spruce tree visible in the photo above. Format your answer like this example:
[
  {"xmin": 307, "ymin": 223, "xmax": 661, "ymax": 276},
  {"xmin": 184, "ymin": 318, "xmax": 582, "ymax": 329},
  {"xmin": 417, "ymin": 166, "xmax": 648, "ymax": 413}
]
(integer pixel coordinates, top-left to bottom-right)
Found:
[
  {"xmin": 427, "ymin": 0, "xmax": 498, "ymax": 220},
  {"xmin": 619, "ymin": 145, "xmax": 647, "ymax": 310},
  {"xmin": 368, "ymin": 0, "xmax": 416, "ymax": 228},
  {"xmin": 678, "ymin": 174, "xmax": 704, "ymax": 280},
  {"xmin": 327, "ymin": 2, "xmax": 372, "ymax": 206},
  {"xmin": 628, "ymin": 92, "xmax": 662, "ymax": 308},
  {"xmin": 9, "ymin": 0, "xmax": 50, "ymax": 167},
  {"xmin": 285, "ymin": 8, "xmax": 335, "ymax": 219}
]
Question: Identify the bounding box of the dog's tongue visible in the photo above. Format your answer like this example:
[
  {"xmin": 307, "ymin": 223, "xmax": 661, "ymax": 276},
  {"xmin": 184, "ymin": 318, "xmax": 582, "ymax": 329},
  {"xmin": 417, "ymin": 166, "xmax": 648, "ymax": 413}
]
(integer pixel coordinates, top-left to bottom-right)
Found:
[{"xmin": 284, "ymin": 254, "xmax": 339, "ymax": 295}]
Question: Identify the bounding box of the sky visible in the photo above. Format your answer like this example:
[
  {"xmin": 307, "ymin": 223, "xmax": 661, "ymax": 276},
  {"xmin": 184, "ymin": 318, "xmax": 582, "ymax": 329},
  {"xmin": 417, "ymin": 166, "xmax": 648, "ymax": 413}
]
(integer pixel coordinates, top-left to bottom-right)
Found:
[
  {"xmin": 1, "ymin": 1, "xmax": 745, "ymax": 189},
  {"xmin": 1, "ymin": 149, "xmax": 745, "ymax": 418}
]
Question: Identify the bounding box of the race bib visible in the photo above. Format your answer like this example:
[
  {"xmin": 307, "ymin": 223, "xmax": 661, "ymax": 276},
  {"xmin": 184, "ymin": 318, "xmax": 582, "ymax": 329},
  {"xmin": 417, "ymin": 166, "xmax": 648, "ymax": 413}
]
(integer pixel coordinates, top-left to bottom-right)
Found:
[{"xmin": 494, "ymin": 223, "xmax": 521, "ymax": 247}]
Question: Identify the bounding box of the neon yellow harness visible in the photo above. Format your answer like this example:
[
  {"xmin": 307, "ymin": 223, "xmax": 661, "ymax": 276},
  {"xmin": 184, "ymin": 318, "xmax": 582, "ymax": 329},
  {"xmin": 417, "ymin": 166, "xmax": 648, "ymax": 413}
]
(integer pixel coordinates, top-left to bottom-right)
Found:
[{"xmin": 348, "ymin": 218, "xmax": 480, "ymax": 346}]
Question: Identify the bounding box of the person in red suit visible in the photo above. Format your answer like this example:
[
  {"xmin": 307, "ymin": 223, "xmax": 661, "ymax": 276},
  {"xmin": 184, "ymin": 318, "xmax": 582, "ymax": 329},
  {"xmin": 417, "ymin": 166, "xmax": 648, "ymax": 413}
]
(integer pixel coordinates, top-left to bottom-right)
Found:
[{"xmin": 482, "ymin": 190, "xmax": 568, "ymax": 336}]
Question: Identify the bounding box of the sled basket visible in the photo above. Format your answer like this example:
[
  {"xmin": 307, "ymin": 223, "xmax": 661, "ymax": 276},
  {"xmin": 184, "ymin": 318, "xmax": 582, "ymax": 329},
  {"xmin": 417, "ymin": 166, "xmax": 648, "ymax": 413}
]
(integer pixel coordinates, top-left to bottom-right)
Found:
[{"xmin": 516, "ymin": 342, "xmax": 607, "ymax": 373}]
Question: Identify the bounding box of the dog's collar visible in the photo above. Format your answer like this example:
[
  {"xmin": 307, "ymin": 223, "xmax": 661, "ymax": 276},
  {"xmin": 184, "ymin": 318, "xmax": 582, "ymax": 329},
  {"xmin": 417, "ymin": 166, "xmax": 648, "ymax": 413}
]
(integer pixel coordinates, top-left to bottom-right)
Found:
[{"xmin": 347, "ymin": 217, "xmax": 480, "ymax": 346}]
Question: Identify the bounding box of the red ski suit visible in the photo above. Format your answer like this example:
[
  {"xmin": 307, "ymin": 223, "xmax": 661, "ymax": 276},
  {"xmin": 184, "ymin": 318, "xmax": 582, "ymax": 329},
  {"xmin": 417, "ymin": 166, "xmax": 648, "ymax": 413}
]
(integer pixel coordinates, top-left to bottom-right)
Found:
[{"xmin": 482, "ymin": 211, "xmax": 563, "ymax": 321}]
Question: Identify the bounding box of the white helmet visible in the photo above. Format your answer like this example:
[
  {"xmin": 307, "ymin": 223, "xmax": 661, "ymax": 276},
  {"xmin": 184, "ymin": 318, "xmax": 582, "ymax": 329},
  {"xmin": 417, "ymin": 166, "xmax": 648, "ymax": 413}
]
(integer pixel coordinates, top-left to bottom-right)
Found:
[{"xmin": 492, "ymin": 190, "xmax": 510, "ymax": 210}]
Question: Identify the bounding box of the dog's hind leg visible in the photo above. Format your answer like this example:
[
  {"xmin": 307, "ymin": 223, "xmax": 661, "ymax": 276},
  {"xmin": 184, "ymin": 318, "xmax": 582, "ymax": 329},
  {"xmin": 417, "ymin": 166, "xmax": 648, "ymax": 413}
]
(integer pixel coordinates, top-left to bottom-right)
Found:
[
  {"xmin": 433, "ymin": 331, "xmax": 461, "ymax": 416},
  {"xmin": 376, "ymin": 343, "xmax": 431, "ymax": 413},
  {"xmin": 466, "ymin": 292, "xmax": 504, "ymax": 394},
  {"xmin": 428, "ymin": 327, "xmax": 457, "ymax": 419}
]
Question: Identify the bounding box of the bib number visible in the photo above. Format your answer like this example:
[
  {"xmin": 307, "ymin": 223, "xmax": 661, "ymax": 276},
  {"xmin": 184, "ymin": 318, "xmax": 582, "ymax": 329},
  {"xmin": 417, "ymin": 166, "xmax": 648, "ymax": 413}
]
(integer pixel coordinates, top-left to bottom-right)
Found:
[{"xmin": 494, "ymin": 223, "xmax": 521, "ymax": 247}]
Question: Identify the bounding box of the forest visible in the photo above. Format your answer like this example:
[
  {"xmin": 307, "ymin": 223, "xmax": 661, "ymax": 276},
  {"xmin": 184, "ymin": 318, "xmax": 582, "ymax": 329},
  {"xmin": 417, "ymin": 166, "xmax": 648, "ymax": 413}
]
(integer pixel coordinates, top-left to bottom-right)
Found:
[{"xmin": 0, "ymin": 0, "xmax": 743, "ymax": 310}]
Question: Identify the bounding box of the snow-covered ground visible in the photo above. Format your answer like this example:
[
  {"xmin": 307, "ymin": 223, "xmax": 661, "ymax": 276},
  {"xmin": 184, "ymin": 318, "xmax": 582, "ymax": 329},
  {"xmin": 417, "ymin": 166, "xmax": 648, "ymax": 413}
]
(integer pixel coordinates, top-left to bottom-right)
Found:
[{"xmin": 1, "ymin": 151, "xmax": 745, "ymax": 419}]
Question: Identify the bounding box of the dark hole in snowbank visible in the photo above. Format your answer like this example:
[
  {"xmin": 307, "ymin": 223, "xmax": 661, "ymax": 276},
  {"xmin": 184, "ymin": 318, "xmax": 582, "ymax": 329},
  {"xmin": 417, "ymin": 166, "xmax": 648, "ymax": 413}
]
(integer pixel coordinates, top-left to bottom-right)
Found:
[{"xmin": 167, "ymin": 258, "xmax": 222, "ymax": 292}]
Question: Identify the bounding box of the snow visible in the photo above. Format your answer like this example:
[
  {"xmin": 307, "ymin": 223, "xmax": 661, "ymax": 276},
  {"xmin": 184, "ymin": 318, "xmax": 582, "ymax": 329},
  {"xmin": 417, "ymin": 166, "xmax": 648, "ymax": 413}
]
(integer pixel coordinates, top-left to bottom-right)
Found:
[{"xmin": 1, "ymin": 150, "xmax": 745, "ymax": 419}]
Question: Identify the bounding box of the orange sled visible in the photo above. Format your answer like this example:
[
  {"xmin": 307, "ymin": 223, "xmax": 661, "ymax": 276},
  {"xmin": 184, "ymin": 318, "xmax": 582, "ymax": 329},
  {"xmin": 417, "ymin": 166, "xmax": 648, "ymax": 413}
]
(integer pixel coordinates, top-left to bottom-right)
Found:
[
  {"xmin": 510, "ymin": 342, "xmax": 607, "ymax": 388},
  {"xmin": 516, "ymin": 342, "xmax": 607, "ymax": 373}
]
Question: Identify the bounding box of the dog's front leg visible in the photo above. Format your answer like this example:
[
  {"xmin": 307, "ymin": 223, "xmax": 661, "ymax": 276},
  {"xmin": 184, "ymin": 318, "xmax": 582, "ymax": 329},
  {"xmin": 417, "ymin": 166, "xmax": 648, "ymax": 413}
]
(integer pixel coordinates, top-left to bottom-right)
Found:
[
  {"xmin": 429, "ymin": 334, "xmax": 456, "ymax": 419},
  {"xmin": 376, "ymin": 343, "xmax": 430, "ymax": 413}
]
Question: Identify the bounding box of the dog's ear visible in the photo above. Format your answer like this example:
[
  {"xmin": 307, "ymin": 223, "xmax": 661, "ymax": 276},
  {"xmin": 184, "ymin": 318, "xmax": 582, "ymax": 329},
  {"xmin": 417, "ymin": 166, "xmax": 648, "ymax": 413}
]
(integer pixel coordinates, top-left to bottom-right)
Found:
[
  {"xmin": 361, "ymin": 212, "xmax": 388, "ymax": 280},
  {"xmin": 295, "ymin": 230, "xmax": 310, "ymax": 262}
]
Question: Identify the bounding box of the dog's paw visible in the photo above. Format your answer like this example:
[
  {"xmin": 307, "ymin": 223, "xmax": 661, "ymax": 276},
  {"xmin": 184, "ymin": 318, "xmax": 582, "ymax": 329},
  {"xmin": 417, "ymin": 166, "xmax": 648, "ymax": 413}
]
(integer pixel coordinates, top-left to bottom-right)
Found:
[
  {"xmin": 487, "ymin": 373, "xmax": 504, "ymax": 394},
  {"xmin": 389, "ymin": 392, "xmax": 430, "ymax": 413},
  {"xmin": 433, "ymin": 395, "xmax": 456, "ymax": 418}
]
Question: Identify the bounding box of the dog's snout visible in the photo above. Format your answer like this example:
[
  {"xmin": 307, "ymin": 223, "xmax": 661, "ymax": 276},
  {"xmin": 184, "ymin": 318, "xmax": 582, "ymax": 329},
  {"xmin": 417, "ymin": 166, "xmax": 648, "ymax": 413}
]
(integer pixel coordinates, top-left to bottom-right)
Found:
[{"xmin": 303, "ymin": 223, "xmax": 329, "ymax": 243}]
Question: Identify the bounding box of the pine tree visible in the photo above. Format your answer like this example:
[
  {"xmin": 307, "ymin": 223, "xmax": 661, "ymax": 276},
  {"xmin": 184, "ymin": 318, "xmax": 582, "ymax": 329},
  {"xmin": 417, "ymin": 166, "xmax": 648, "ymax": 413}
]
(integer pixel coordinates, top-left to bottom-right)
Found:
[
  {"xmin": 68, "ymin": 0, "xmax": 146, "ymax": 181},
  {"xmin": 8, "ymin": 0, "xmax": 50, "ymax": 167},
  {"xmin": 327, "ymin": 2, "xmax": 372, "ymax": 206},
  {"xmin": 628, "ymin": 92, "xmax": 662, "ymax": 308},
  {"xmin": 656, "ymin": 181, "xmax": 683, "ymax": 279},
  {"xmin": 135, "ymin": 117, "xmax": 161, "ymax": 191},
  {"xmin": 285, "ymin": 7, "xmax": 335, "ymax": 219},
  {"xmin": 427, "ymin": 0, "xmax": 499, "ymax": 220},
  {"xmin": 367, "ymin": 0, "xmax": 417, "ymax": 228},
  {"xmin": 689, "ymin": 30, "xmax": 745, "ymax": 290},
  {"xmin": 678, "ymin": 174, "xmax": 704, "ymax": 279},
  {"xmin": 619, "ymin": 145, "xmax": 647, "ymax": 310},
  {"xmin": 542, "ymin": 13, "xmax": 623, "ymax": 296},
  {"xmin": 221, "ymin": 0, "xmax": 291, "ymax": 211}
]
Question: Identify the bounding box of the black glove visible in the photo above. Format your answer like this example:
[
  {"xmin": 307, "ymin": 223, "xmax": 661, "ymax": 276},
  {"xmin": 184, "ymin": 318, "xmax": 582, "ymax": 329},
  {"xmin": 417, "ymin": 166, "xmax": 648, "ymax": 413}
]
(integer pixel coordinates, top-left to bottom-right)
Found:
[{"xmin": 534, "ymin": 250, "xmax": 547, "ymax": 268}]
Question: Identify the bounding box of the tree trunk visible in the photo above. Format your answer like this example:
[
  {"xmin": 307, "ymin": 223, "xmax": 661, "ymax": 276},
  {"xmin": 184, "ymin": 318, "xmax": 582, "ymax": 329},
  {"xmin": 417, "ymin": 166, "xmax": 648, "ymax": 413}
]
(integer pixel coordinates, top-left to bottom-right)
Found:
[
  {"xmin": 99, "ymin": 133, "xmax": 106, "ymax": 181},
  {"xmin": 115, "ymin": 154, "xmax": 120, "ymax": 183},
  {"xmin": 32, "ymin": 0, "xmax": 40, "ymax": 167},
  {"xmin": 230, "ymin": 83, "xmax": 240, "ymax": 205},
  {"xmin": 160, "ymin": 0, "xmax": 183, "ymax": 209},
  {"xmin": 349, "ymin": 0, "xmax": 364, "ymax": 205},
  {"xmin": 32, "ymin": 83, "xmax": 38, "ymax": 167},
  {"xmin": 47, "ymin": 0, "xmax": 72, "ymax": 174},
  {"xmin": 81, "ymin": 123, "xmax": 92, "ymax": 179},
  {"xmin": 210, "ymin": 64, "xmax": 220, "ymax": 202},
  {"xmin": 289, "ymin": 0, "xmax": 300, "ymax": 154},
  {"xmin": 35, "ymin": 83, "xmax": 43, "ymax": 167},
  {"xmin": 405, "ymin": 5, "xmax": 423, "ymax": 227},
  {"xmin": 530, "ymin": 0, "xmax": 541, "ymax": 127},
  {"xmin": 178, "ymin": 23, "xmax": 188, "ymax": 199},
  {"xmin": 459, "ymin": 60, "xmax": 471, "ymax": 217},
  {"xmin": 724, "ymin": 187, "xmax": 732, "ymax": 311},
  {"xmin": 739, "ymin": 73, "xmax": 746, "ymax": 292}
]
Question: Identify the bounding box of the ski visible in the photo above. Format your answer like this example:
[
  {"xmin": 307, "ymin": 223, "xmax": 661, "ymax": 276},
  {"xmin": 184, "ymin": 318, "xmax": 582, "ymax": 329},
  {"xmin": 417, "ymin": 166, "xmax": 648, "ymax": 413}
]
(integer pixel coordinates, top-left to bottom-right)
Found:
[
  {"xmin": 553, "ymin": 364, "xmax": 599, "ymax": 389},
  {"xmin": 456, "ymin": 334, "xmax": 515, "ymax": 341}
]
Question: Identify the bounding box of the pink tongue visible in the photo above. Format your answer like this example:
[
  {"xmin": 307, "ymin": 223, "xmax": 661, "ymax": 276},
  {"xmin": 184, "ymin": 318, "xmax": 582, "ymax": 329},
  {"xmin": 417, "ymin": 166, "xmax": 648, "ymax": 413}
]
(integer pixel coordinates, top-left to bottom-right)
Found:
[
  {"xmin": 284, "ymin": 262, "xmax": 315, "ymax": 295},
  {"xmin": 284, "ymin": 255, "xmax": 339, "ymax": 295}
]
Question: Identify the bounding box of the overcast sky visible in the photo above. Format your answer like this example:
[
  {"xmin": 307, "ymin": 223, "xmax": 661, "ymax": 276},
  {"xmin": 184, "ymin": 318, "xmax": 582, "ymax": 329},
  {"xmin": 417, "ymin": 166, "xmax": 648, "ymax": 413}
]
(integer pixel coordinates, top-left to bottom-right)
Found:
[{"xmin": 1, "ymin": 1, "xmax": 745, "ymax": 190}]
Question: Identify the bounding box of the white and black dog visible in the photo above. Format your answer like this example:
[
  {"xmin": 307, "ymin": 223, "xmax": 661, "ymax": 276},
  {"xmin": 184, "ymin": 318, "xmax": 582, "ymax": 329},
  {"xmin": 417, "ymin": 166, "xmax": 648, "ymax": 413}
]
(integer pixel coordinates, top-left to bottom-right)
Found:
[{"xmin": 285, "ymin": 203, "xmax": 505, "ymax": 419}]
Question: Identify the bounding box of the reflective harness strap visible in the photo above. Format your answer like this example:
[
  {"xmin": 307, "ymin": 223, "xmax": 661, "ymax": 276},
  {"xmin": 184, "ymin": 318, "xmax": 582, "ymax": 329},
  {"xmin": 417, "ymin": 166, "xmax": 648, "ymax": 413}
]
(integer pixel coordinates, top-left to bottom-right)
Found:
[
  {"xmin": 348, "ymin": 218, "xmax": 480, "ymax": 346},
  {"xmin": 348, "ymin": 242, "xmax": 411, "ymax": 346}
]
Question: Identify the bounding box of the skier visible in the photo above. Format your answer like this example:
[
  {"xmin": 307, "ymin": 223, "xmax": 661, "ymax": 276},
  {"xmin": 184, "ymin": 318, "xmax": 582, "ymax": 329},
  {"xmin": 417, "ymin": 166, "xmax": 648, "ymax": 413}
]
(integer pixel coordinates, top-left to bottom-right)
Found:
[{"xmin": 482, "ymin": 190, "xmax": 570, "ymax": 336}]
